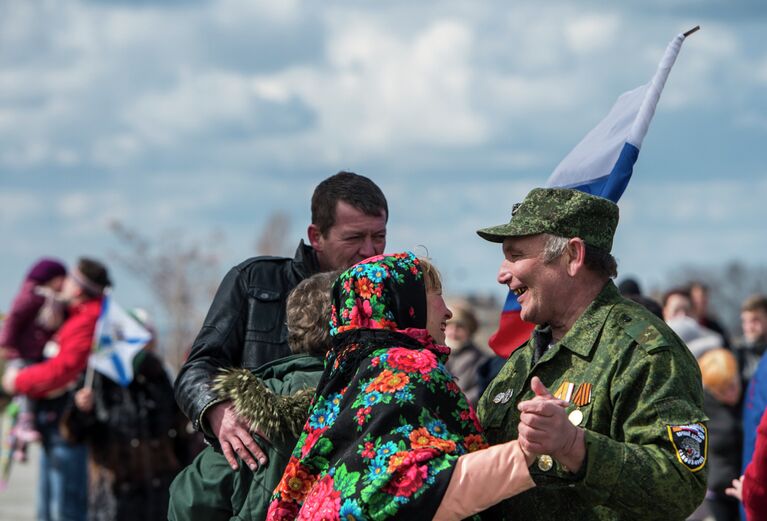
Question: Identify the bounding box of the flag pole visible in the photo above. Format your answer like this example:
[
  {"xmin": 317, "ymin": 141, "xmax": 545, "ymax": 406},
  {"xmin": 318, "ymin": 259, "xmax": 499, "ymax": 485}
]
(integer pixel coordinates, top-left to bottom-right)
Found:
[
  {"xmin": 683, "ymin": 25, "xmax": 700, "ymax": 38},
  {"xmin": 83, "ymin": 364, "xmax": 95, "ymax": 390}
]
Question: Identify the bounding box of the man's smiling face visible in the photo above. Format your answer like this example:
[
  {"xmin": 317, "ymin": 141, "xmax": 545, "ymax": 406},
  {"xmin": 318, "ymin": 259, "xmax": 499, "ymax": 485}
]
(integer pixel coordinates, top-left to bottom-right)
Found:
[{"xmin": 498, "ymin": 234, "xmax": 568, "ymax": 326}]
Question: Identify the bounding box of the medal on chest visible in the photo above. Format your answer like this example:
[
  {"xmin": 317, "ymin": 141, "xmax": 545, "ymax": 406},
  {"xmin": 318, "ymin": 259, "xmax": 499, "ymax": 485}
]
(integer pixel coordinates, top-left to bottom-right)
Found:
[{"xmin": 553, "ymin": 380, "xmax": 592, "ymax": 426}]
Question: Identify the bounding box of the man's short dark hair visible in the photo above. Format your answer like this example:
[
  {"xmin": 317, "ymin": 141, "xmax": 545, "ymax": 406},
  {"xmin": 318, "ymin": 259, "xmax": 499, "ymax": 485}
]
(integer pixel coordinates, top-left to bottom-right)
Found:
[
  {"xmin": 662, "ymin": 287, "xmax": 691, "ymax": 307},
  {"xmin": 742, "ymin": 294, "xmax": 767, "ymax": 314},
  {"xmin": 78, "ymin": 257, "xmax": 112, "ymax": 296},
  {"xmin": 311, "ymin": 172, "xmax": 388, "ymax": 235},
  {"xmin": 583, "ymin": 244, "xmax": 618, "ymax": 279}
]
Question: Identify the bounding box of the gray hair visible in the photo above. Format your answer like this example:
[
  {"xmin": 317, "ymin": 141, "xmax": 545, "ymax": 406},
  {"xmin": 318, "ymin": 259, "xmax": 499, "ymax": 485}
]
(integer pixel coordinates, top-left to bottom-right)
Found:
[
  {"xmin": 541, "ymin": 234, "xmax": 618, "ymax": 278},
  {"xmin": 542, "ymin": 235, "xmax": 570, "ymax": 264}
]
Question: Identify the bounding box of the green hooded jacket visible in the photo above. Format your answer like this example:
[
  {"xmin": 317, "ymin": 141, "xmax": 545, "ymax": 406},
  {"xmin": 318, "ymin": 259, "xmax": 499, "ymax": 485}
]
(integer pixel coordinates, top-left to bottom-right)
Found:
[{"xmin": 168, "ymin": 353, "xmax": 323, "ymax": 521}]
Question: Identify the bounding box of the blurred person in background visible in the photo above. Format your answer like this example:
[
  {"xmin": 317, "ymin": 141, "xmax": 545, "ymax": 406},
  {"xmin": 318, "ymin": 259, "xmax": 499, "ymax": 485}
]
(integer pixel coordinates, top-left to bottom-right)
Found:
[
  {"xmin": 740, "ymin": 337, "xmax": 767, "ymax": 516},
  {"xmin": 445, "ymin": 299, "xmax": 490, "ymax": 405},
  {"xmin": 0, "ymin": 258, "xmax": 67, "ymax": 459},
  {"xmin": 726, "ymin": 407, "xmax": 767, "ymax": 521},
  {"xmin": 174, "ymin": 172, "xmax": 388, "ymax": 474},
  {"xmin": 734, "ymin": 295, "xmax": 767, "ymax": 390},
  {"xmin": 3, "ymin": 257, "xmax": 111, "ymax": 521},
  {"xmin": 668, "ymin": 317, "xmax": 742, "ymax": 520},
  {"xmin": 617, "ymin": 276, "xmax": 642, "ymax": 297},
  {"xmin": 667, "ymin": 315, "xmax": 722, "ymax": 360},
  {"xmin": 61, "ymin": 309, "xmax": 188, "ymax": 521},
  {"xmin": 690, "ymin": 281, "xmax": 730, "ymax": 348},
  {"xmin": 618, "ymin": 275, "xmax": 663, "ymax": 319},
  {"xmin": 663, "ymin": 287, "xmax": 694, "ymax": 322},
  {"xmin": 692, "ymin": 348, "xmax": 742, "ymax": 521}
]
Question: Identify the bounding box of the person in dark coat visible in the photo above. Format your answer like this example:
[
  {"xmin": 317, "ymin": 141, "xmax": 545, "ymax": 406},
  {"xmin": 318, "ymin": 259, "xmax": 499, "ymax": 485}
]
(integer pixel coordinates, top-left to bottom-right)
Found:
[
  {"xmin": 61, "ymin": 311, "xmax": 190, "ymax": 521},
  {"xmin": 688, "ymin": 348, "xmax": 742, "ymax": 521},
  {"xmin": 174, "ymin": 172, "xmax": 389, "ymax": 473}
]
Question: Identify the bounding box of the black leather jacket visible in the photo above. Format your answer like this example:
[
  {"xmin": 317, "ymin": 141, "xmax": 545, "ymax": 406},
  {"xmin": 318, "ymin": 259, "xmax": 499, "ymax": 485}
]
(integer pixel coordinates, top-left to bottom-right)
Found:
[{"xmin": 174, "ymin": 241, "xmax": 321, "ymax": 431}]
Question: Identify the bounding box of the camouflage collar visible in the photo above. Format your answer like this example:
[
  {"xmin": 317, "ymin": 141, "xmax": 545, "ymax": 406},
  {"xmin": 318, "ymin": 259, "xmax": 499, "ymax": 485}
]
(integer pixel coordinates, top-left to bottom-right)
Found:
[{"xmin": 543, "ymin": 281, "xmax": 621, "ymax": 358}]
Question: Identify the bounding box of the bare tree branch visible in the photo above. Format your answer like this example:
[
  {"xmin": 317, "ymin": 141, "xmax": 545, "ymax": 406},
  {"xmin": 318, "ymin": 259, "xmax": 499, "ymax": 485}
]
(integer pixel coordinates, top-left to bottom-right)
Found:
[{"xmin": 108, "ymin": 220, "xmax": 225, "ymax": 371}]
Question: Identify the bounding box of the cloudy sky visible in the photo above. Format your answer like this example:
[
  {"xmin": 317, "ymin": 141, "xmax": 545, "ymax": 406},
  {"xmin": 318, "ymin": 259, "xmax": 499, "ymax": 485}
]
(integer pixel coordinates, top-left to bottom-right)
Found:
[{"xmin": 2, "ymin": 0, "xmax": 767, "ymax": 316}]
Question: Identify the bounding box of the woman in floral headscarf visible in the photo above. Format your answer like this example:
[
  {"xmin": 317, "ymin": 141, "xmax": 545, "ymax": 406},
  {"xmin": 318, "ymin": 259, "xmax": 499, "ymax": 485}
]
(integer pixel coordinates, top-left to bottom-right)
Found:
[{"xmin": 267, "ymin": 252, "xmax": 537, "ymax": 521}]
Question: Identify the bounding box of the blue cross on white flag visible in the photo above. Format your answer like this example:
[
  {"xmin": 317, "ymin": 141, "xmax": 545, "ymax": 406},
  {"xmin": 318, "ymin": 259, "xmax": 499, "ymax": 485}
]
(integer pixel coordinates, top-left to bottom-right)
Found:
[
  {"xmin": 90, "ymin": 294, "xmax": 152, "ymax": 387},
  {"xmin": 545, "ymin": 27, "xmax": 698, "ymax": 203}
]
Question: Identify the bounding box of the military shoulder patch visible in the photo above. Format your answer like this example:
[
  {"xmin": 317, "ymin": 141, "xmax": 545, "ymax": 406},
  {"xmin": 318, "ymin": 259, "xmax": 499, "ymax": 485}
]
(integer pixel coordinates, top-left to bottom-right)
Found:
[
  {"xmin": 621, "ymin": 317, "xmax": 671, "ymax": 354},
  {"xmin": 667, "ymin": 423, "xmax": 707, "ymax": 472}
]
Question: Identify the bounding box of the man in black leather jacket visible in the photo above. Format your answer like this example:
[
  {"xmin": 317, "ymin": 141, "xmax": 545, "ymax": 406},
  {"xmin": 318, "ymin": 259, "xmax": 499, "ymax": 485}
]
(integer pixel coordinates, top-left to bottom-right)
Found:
[{"xmin": 174, "ymin": 172, "xmax": 388, "ymax": 471}]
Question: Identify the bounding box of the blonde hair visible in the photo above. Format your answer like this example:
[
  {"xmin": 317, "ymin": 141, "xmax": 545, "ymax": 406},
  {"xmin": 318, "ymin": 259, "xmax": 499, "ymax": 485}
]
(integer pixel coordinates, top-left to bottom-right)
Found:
[
  {"xmin": 419, "ymin": 258, "xmax": 443, "ymax": 293},
  {"xmin": 286, "ymin": 271, "xmax": 340, "ymax": 356},
  {"xmin": 698, "ymin": 348, "xmax": 739, "ymax": 393}
]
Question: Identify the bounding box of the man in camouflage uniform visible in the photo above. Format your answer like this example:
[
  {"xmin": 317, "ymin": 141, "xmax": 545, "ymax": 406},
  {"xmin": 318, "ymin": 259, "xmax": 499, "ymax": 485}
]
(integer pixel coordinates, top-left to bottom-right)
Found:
[{"xmin": 475, "ymin": 188, "xmax": 708, "ymax": 520}]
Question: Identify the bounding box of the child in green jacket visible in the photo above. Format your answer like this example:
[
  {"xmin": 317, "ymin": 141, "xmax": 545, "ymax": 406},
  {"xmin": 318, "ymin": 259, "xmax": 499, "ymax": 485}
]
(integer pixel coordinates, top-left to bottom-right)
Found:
[{"xmin": 168, "ymin": 270, "xmax": 337, "ymax": 521}]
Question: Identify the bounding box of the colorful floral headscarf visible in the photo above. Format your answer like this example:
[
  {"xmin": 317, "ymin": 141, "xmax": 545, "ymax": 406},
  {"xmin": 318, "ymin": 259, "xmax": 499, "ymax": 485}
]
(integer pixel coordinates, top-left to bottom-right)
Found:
[
  {"xmin": 266, "ymin": 253, "xmax": 487, "ymax": 521},
  {"xmin": 329, "ymin": 251, "xmax": 427, "ymax": 336}
]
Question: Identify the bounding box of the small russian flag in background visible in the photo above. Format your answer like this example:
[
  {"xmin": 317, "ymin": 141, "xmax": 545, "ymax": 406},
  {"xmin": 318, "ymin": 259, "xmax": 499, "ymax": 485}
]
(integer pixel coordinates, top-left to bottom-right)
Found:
[
  {"xmin": 488, "ymin": 292, "xmax": 535, "ymax": 358},
  {"xmin": 488, "ymin": 27, "xmax": 698, "ymax": 358}
]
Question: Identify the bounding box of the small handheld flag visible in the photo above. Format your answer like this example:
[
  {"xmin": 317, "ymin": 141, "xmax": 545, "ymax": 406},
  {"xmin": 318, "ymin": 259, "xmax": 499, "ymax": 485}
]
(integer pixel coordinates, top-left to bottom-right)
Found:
[{"xmin": 89, "ymin": 294, "xmax": 152, "ymax": 387}]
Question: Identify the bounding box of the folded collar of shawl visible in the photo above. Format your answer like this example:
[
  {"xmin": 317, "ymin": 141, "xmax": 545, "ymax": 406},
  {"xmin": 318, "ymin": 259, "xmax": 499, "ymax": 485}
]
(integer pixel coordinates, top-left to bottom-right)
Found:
[{"xmin": 328, "ymin": 327, "xmax": 449, "ymax": 369}]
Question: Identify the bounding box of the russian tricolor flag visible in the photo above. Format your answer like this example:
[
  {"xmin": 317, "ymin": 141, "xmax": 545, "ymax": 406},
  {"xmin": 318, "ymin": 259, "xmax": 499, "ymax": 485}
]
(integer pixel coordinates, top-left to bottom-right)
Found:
[
  {"xmin": 488, "ymin": 291, "xmax": 536, "ymax": 358},
  {"xmin": 489, "ymin": 27, "xmax": 697, "ymax": 358}
]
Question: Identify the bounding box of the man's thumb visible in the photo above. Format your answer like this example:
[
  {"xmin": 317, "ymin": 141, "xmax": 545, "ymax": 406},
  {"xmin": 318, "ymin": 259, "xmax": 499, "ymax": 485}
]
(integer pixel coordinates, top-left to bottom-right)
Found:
[{"xmin": 530, "ymin": 376, "xmax": 553, "ymax": 398}]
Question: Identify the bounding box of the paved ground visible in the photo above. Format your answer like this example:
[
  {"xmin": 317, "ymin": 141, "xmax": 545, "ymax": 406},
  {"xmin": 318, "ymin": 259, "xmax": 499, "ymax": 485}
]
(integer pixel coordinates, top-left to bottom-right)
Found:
[{"xmin": 0, "ymin": 443, "xmax": 38, "ymax": 521}]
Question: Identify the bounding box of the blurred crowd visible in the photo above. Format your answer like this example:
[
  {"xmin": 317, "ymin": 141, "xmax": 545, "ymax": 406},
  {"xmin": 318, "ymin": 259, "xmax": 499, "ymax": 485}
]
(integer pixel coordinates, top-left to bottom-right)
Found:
[{"xmin": 0, "ymin": 257, "xmax": 205, "ymax": 521}]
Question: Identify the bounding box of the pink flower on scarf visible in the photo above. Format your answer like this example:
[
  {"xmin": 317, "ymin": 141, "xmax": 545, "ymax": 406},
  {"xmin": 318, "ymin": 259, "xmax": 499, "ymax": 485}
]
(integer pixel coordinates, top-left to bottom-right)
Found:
[
  {"xmin": 387, "ymin": 348, "xmax": 437, "ymax": 375},
  {"xmin": 348, "ymin": 298, "xmax": 373, "ymax": 328},
  {"xmin": 266, "ymin": 500, "xmax": 300, "ymax": 521},
  {"xmin": 298, "ymin": 475, "xmax": 341, "ymax": 521},
  {"xmin": 383, "ymin": 460, "xmax": 429, "ymax": 498}
]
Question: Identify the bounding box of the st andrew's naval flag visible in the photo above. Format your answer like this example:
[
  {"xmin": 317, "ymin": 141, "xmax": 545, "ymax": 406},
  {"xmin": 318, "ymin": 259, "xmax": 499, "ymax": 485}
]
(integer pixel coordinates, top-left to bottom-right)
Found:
[
  {"xmin": 488, "ymin": 27, "xmax": 697, "ymax": 358},
  {"xmin": 90, "ymin": 294, "xmax": 152, "ymax": 387}
]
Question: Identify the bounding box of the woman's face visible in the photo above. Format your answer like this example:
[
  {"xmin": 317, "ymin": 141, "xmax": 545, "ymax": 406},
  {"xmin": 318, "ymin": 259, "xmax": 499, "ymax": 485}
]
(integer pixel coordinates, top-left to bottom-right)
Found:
[{"xmin": 426, "ymin": 290, "xmax": 453, "ymax": 344}]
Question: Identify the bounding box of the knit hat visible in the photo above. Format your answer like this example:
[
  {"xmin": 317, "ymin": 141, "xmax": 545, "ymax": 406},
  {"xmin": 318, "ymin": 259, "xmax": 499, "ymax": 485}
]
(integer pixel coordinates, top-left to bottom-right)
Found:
[
  {"xmin": 26, "ymin": 258, "xmax": 67, "ymax": 284},
  {"xmin": 698, "ymin": 349, "xmax": 739, "ymax": 393},
  {"xmin": 667, "ymin": 316, "xmax": 724, "ymax": 359}
]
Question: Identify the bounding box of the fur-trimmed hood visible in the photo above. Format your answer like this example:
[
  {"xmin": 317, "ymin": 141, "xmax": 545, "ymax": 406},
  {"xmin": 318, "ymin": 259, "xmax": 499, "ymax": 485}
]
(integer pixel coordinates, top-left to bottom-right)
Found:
[{"xmin": 212, "ymin": 354, "xmax": 323, "ymax": 441}]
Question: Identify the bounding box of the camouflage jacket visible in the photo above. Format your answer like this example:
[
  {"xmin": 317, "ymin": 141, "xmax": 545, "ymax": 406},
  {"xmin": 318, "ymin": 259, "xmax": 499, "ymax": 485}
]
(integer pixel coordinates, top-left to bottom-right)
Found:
[{"xmin": 477, "ymin": 281, "xmax": 708, "ymax": 520}]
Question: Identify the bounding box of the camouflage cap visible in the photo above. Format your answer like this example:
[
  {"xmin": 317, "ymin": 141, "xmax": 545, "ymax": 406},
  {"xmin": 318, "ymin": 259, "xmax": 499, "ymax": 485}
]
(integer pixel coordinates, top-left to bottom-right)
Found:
[{"xmin": 476, "ymin": 187, "xmax": 619, "ymax": 252}]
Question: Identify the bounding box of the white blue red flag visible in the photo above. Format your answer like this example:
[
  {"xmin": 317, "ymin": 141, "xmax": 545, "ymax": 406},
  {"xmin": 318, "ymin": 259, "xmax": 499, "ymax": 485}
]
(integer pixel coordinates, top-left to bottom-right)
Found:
[
  {"xmin": 489, "ymin": 28, "xmax": 696, "ymax": 357},
  {"xmin": 90, "ymin": 294, "xmax": 152, "ymax": 387},
  {"xmin": 545, "ymin": 29, "xmax": 695, "ymax": 202},
  {"xmin": 488, "ymin": 293, "xmax": 535, "ymax": 357}
]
